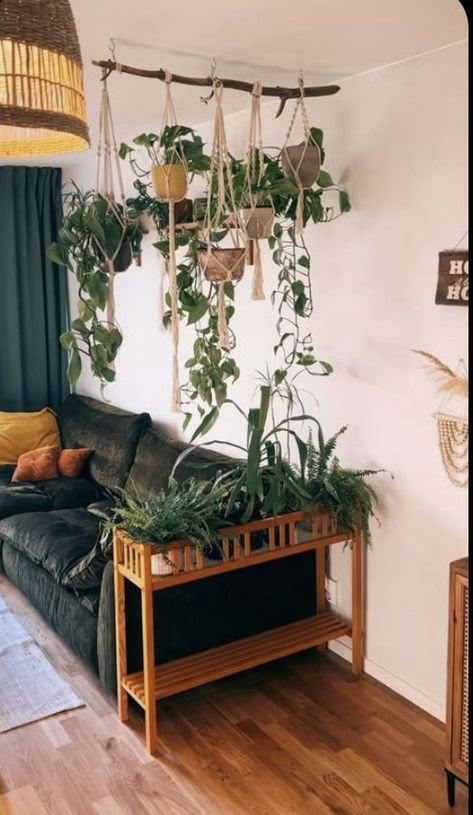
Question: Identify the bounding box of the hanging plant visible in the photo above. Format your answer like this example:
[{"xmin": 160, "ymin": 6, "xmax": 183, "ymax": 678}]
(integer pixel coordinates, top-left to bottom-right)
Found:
[
  {"xmin": 48, "ymin": 76, "xmax": 144, "ymax": 389},
  {"xmin": 47, "ymin": 185, "xmax": 143, "ymax": 386}
]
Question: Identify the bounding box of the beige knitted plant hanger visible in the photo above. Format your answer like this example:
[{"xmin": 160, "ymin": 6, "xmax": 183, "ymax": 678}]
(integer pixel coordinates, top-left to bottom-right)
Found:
[
  {"xmin": 95, "ymin": 73, "xmax": 128, "ymax": 334},
  {"xmin": 156, "ymin": 71, "xmax": 188, "ymax": 413},
  {"xmin": 242, "ymin": 81, "xmax": 270, "ymax": 301},
  {"xmin": 200, "ymin": 80, "xmax": 246, "ymax": 350},
  {"xmin": 282, "ymin": 72, "xmax": 320, "ymax": 235}
]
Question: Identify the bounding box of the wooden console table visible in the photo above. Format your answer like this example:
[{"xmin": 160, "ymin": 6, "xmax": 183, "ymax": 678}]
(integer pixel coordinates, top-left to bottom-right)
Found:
[{"xmin": 113, "ymin": 509, "xmax": 364, "ymax": 754}]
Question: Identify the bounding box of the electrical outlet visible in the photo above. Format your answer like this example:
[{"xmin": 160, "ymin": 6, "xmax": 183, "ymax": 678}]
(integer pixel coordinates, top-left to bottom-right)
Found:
[{"xmin": 325, "ymin": 577, "xmax": 338, "ymax": 606}]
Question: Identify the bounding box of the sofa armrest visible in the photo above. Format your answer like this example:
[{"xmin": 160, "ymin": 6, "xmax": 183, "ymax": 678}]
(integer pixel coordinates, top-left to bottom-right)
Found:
[{"xmin": 97, "ymin": 560, "xmax": 117, "ymax": 694}]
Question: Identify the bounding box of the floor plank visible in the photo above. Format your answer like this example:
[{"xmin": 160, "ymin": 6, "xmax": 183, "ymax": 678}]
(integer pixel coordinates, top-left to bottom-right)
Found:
[{"xmin": 0, "ymin": 576, "xmax": 469, "ymax": 815}]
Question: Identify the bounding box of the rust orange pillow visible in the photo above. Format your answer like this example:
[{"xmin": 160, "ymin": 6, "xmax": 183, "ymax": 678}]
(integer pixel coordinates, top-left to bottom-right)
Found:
[
  {"xmin": 58, "ymin": 448, "xmax": 93, "ymax": 478},
  {"xmin": 12, "ymin": 446, "xmax": 60, "ymax": 483}
]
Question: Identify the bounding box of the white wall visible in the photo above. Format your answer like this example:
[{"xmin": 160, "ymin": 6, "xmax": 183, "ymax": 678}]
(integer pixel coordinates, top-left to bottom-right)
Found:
[{"xmin": 71, "ymin": 41, "xmax": 468, "ymax": 719}]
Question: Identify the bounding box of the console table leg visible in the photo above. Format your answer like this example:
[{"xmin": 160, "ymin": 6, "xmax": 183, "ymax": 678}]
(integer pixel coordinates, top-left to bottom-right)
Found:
[
  {"xmin": 351, "ymin": 533, "xmax": 364, "ymax": 675},
  {"xmin": 141, "ymin": 565, "xmax": 158, "ymax": 754}
]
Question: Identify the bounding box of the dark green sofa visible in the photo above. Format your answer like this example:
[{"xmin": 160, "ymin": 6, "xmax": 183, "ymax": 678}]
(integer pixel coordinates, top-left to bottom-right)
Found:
[{"xmin": 0, "ymin": 395, "xmax": 316, "ymax": 694}]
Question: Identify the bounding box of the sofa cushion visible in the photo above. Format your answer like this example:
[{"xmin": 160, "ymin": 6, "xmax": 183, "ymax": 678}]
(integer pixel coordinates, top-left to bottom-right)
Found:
[
  {"xmin": 1, "ymin": 543, "xmax": 100, "ymax": 671},
  {"xmin": 0, "ymin": 508, "xmax": 100, "ymax": 582},
  {"xmin": 58, "ymin": 395, "xmax": 151, "ymax": 490},
  {"xmin": 0, "ymin": 477, "xmax": 101, "ymax": 521},
  {"xmin": 125, "ymin": 426, "xmax": 230, "ymax": 499},
  {"xmin": 62, "ymin": 525, "xmax": 111, "ymax": 592},
  {"xmin": 0, "ymin": 408, "xmax": 60, "ymax": 466}
]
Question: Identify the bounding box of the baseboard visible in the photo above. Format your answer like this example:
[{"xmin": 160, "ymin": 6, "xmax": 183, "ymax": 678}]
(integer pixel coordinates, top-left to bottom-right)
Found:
[{"xmin": 328, "ymin": 639, "xmax": 445, "ymax": 722}]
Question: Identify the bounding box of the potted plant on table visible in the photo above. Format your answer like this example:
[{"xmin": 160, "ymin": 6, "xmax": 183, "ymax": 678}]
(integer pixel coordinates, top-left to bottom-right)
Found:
[{"xmin": 108, "ymin": 477, "xmax": 229, "ymax": 574}]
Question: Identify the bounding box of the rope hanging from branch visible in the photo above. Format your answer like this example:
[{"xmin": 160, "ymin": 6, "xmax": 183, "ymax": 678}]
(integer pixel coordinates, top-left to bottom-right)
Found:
[
  {"xmin": 95, "ymin": 73, "xmax": 128, "ymax": 335},
  {"xmin": 152, "ymin": 70, "xmax": 189, "ymax": 413},
  {"xmin": 200, "ymin": 80, "xmax": 246, "ymax": 350},
  {"xmin": 242, "ymin": 80, "xmax": 270, "ymax": 301},
  {"xmin": 282, "ymin": 73, "xmax": 321, "ymax": 235}
]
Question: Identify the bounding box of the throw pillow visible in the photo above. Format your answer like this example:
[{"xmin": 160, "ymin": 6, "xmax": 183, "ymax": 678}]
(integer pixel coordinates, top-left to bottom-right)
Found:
[
  {"xmin": 58, "ymin": 448, "xmax": 93, "ymax": 478},
  {"xmin": 12, "ymin": 446, "xmax": 60, "ymax": 482},
  {"xmin": 0, "ymin": 408, "xmax": 60, "ymax": 466}
]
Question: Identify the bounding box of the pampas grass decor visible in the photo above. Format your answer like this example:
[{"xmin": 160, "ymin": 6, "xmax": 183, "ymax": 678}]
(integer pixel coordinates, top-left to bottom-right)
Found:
[{"xmin": 411, "ymin": 350, "xmax": 468, "ymax": 399}]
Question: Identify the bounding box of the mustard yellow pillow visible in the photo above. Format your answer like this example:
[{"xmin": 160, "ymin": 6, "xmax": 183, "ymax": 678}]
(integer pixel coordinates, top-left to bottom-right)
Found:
[{"xmin": 0, "ymin": 408, "xmax": 61, "ymax": 466}]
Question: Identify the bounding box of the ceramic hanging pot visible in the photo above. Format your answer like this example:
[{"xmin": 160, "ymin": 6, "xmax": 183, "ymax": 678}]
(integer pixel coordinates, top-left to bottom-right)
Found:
[
  {"xmin": 151, "ymin": 164, "xmax": 188, "ymax": 202},
  {"xmin": 240, "ymin": 207, "xmax": 275, "ymax": 239},
  {"xmin": 281, "ymin": 141, "xmax": 321, "ymax": 188},
  {"xmin": 198, "ymin": 248, "xmax": 246, "ymax": 282}
]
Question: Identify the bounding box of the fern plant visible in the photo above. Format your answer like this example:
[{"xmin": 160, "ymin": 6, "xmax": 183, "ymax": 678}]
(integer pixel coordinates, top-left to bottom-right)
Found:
[
  {"xmin": 300, "ymin": 426, "xmax": 384, "ymax": 545},
  {"xmin": 108, "ymin": 478, "xmax": 228, "ymax": 551}
]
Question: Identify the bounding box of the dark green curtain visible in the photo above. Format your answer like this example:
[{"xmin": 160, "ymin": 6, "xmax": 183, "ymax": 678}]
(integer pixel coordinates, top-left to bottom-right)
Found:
[{"xmin": 0, "ymin": 166, "xmax": 69, "ymax": 412}]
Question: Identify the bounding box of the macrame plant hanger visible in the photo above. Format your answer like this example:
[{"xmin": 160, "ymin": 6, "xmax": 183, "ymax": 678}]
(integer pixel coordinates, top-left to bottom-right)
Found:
[
  {"xmin": 242, "ymin": 80, "xmax": 272, "ymax": 301},
  {"xmin": 152, "ymin": 70, "xmax": 189, "ymax": 413},
  {"xmin": 199, "ymin": 78, "xmax": 247, "ymax": 350},
  {"xmin": 434, "ymin": 358, "xmax": 469, "ymax": 488},
  {"xmin": 282, "ymin": 72, "xmax": 321, "ymax": 235},
  {"xmin": 95, "ymin": 68, "xmax": 129, "ymax": 334}
]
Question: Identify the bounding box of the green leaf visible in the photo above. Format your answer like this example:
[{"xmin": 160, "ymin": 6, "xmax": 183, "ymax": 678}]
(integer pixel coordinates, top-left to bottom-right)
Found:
[
  {"xmin": 317, "ymin": 170, "xmax": 334, "ymax": 188},
  {"xmin": 339, "ymin": 190, "xmax": 351, "ymax": 213},
  {"xmin": 273, "ymin": 222, "xmax": 283, "ymax": 239},
  {"xmin": 46, "ymin": 243, "xmax": 67, "ymax": 266},
  {"xmin": 190, "ymin": 407, "xmax": 219, "ymax": 442},
  {"xmin": 297, "ymin": 255, "xmax": 310, "ymax": 269},
  {"xmin": 60, "ymin": 331, "xmax": 74, "ymax": 350},
  {"xmin": 67, "ymin": 348, "xmax": 82, "ymax": 386},
  {"xmin": 71, "ymin": 318, "xmax": 89, "ymax": 335}
]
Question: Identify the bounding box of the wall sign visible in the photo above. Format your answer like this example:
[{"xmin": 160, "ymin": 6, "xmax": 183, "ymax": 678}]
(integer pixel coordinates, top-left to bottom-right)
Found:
[{"xmin": 435, "ymin": 251, "xmax": 468, "ymax": 305}]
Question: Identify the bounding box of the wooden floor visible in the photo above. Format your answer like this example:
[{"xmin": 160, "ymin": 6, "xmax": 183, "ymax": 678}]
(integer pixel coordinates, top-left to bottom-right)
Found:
[{"xmin": 0, "ymin": 577, "xmax": 468, "ymax": 815}]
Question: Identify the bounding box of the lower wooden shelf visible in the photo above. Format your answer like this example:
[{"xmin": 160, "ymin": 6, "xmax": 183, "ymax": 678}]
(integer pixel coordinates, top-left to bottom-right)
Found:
[{"xmin": 122, "ymin": 611, "xmax": 350, "ymax": 706}]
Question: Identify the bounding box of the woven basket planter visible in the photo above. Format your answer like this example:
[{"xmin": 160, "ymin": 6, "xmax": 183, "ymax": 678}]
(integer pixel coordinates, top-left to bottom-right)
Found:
[
  {"xmin": 151, "ymin": 553, "xmax": 175, "ymax": 576},
  {"xmin": 198, "ymin": 248, "xmax": 246, "ymax": 282},
  {"xmin": 281, "ymin": 142, "xmax": 321, "ymax": 188},
  {"xmin": 240, "ymin": 207, "xmax": 275, "ymax": 239},
  {"xmin": 151, "ymin": 164, "xmax": 188, "ymax": 202}
]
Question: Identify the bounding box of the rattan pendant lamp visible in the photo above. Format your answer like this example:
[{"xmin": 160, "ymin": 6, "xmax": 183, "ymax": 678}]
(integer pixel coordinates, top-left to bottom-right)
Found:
[{"xmin": 0, "ymin": 0, "xmax": 89, "ymax": 157}]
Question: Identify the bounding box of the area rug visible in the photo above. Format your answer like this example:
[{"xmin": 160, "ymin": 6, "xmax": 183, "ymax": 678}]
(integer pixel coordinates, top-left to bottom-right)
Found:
[{"xmin": 0, "ymin": 592, "xmax": 83, "ymax": 733}]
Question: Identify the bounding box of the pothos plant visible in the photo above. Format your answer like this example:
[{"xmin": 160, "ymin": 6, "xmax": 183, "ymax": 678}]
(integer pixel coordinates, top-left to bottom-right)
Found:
[
  {"xmin": 121, "ymin": 130, "xmax": 241, "ymax": 435},
  {"xmin": 121, "ymin": 125, "xmax": 351, "ymax": 438},
  {"xmin": 47, "ymin": 184, "xmax": 143, "ymax": 387}
]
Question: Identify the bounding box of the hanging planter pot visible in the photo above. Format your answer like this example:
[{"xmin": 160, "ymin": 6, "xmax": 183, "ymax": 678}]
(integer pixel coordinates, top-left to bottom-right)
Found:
[
  {"xmin": 198, "ymin": 247, "xmax": 246, "ymax": 282},
  {"xmin": 281, "ymin": 141, "xmax": 321, "ymax": 189},
  {"xmin": 110, "ymin": 239, "xmax": 133, "ymax": 272},
  {"xmin": 151, "ymin": 163, "xmax": 188, "ymax": 202},
  {"xmin": 240, "ymin": 206, "xmax": 275, "ymax": 239}
]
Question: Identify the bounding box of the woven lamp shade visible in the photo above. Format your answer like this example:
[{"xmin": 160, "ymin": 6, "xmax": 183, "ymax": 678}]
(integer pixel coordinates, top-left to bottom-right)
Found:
[{"xmin": 0, "ymin": 0, "xmax": 90, "ymax": 157}]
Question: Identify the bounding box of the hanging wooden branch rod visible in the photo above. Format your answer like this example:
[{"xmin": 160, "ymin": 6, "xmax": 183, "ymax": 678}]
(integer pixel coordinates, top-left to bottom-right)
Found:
[{"xmin": 92, "ymin": 59, "xmax": 340, "ymax": 117}]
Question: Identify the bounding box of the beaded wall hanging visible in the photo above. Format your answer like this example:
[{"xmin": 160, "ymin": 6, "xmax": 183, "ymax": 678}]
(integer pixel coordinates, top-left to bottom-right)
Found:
[{"xmin": 412, "ymin": 350, "xmax": 468, "ymax": 487}]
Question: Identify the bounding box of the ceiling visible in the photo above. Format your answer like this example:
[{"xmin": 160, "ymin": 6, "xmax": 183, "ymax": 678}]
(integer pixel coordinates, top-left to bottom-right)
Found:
[{"xmin": 1, "ymin": 0, "xmax": 467, "ymax": 166}]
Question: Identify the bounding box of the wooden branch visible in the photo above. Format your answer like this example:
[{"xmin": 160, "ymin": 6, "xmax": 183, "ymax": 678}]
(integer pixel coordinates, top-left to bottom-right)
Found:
[{"xmin": 92, "ymin": 59, "xmax": 340, "ymax": 117}]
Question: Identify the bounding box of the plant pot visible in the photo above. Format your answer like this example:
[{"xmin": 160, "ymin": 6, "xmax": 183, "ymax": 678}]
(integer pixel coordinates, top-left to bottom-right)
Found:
[
  {"xmin": 99, "ymin": 238, "xmax": 133, "ymax": 273},
  {"xmin": 240, "ymin": 207, "xmax": 274, "ymax": 239},
  {"xmin": 193, "ymin": 197, "xmax": 208, "ymax": 222},
  {"xmin": 151, "ymin": 552, "xmax": 174, "ymax": 576},
  {"xmin": 151, "ymin": 164, "xmax": 188, "ymax": 202},
  {"xmin": 198, "ymin": 248, "xmax": 246, "ymax": 282},
  {"xmin": 112, "ymin": 239, "xmax": 133, "ymax": 272},
  {"xmin": 281, "ymin": 142, "xmax": 321, "ymax": 189},
  {"xmin": 174, "ymin": 198, "xmax": 194, "ymax": 224}
]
